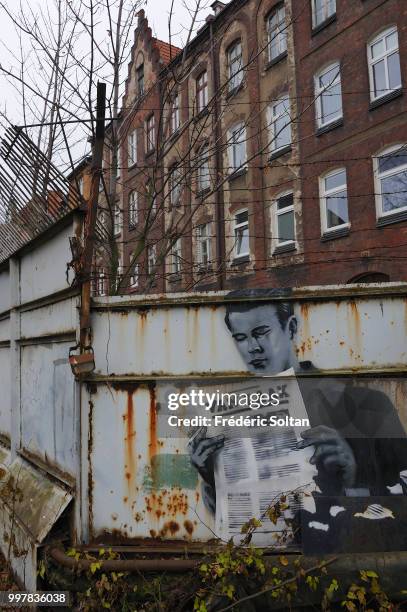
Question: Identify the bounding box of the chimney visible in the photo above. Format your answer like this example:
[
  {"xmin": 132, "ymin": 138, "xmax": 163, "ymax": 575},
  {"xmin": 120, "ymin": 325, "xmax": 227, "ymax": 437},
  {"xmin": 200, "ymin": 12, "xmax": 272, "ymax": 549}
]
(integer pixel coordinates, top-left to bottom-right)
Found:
[{"xmin": 211, "ymin": 1, "xmax": 226, "ymax": 16}]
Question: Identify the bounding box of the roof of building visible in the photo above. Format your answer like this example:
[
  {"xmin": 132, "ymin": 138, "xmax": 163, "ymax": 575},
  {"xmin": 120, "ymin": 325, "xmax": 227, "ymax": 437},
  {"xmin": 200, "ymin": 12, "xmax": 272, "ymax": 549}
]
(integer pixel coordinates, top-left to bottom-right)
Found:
[{"xmin": 152, "ymin": 38, "xmax": 182, "ymax": 65}]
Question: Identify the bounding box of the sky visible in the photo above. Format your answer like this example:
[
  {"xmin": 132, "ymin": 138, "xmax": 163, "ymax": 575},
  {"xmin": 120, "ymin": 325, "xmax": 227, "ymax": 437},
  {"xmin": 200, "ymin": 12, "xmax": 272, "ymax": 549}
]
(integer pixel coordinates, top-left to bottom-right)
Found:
[{"xmin": 0, "ymin": 0, "xmax": 216, "ymax": 166}]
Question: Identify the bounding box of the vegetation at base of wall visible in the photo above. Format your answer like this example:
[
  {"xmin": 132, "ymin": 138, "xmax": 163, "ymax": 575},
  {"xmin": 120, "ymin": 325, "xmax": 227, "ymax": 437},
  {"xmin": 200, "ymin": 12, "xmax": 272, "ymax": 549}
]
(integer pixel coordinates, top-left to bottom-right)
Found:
[{"xmin": 38, "ymin": 494, "xmax": 407, "ymax": 611}]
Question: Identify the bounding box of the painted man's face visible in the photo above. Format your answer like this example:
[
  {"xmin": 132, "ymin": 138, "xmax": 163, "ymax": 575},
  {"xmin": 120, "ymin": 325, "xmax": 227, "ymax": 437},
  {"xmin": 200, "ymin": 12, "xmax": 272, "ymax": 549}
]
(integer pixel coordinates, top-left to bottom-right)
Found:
[{"xmin": 227, "ymin": 304, "xmax": 296, "ymax": 375}]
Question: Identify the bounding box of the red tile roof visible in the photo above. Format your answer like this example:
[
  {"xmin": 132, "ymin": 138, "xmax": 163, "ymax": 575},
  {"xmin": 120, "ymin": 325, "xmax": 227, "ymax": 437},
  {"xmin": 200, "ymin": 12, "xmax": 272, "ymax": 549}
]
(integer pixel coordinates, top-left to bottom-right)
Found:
[{"xmin": 153, "ymin": 38, "xmax": 182, "ymax": 65}]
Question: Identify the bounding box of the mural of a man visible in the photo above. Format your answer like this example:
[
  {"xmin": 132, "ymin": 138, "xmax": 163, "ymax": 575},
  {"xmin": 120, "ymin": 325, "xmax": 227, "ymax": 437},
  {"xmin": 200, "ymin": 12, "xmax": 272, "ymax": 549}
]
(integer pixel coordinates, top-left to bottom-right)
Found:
[{"xmin": 189, "ymin": 288, "xmax": 407, "ymax": 552}]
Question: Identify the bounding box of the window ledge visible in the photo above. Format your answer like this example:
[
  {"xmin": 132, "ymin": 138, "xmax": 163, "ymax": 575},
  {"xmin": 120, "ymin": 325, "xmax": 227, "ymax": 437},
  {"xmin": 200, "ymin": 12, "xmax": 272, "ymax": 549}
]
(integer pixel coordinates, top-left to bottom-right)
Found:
[
  {"xmin": 231, "ymin": 254, "xmax": 250, "ymax": 265},
  {"xmin": 265, "ymin": 50, "xmax": 287, "ymax": 71},
  {"xmin": 269, "ymin": 145, "xmax": 292, "ymax": 162},
  {"xmin": 168, "ymin": 274, "xmax": 182, "ymax": 283},
  {"xmin": 197, "ymin": 265, "xmax": 213, "ymax": 275},
  {"xmin": 145, "ymin": 148, "xmax": 156, "ymax": 159},
  {"xmin": 321, "ymin": 225, "xmax": 350, "ymax": 241},
  {"xmin": 377, "ymin": 209, "xmax": 407, "ymax": 227},
  {"xmin": 196, "ymin": 187, "xmax": 211, "ymax": 199},
  {"xmin": 226, "ymin": 82, "xmax": 244, "ymax": 100},
  {"xmin": 311, "ymin": 13, "xmax": 336, "ymax": 36},
  {"xmin": 128, "ymin": 162, "xmax": 138, "ymax": 171},
  {"xmin": 369, "ymin": 88, "xmax": 403, "ymax": 111},
  {"xmin": 228, "ymin": 167, "xmax": 247, "ymax": 182},
  {"xmin": 194, "ymin": 107, "xmax": 210, "ymax": 122},
  {"xmin": 316, "ymin": 117, "xmax": 343, "ymax": 136},
  {"xmin": 273, "ymin": 242, "xmax": 296, "ymax": 255}
]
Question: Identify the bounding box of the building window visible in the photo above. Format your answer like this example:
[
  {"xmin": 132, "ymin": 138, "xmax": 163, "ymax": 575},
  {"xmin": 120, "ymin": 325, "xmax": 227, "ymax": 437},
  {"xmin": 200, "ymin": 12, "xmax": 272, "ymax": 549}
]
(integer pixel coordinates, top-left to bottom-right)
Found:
[
  {"xmin": 130, "ymin": 262, "xmax": 139, "ymax": 288},
  {"xmin": 267, "ymin": 4, "xmax": 287, "ymax": 62},
  {"xmin": 147, "ymin": 245, "xmax": 156, "ymax": 275},
  {"xmin": 129, "ymin": 190, "xmax": 138, "ymax": 227},
  {"xmin": 137, "ymin": 64, "xmax": 144, "ymax": 95},
  {"xmin": 312, "ymin": 0, "xmax": 336, "ymax": 29},
  {"xmin": 268, "ymin": 95, "xmax": 291, "ymax": 153},
  {"xmin": 96, "ymin": 271, "xmax": 106, "ymax": 296},
  {"xmin": 319, "ymin": 168, "xmax": 349, "ymax": 232},
  {"xmin": 146, "ymin": 178, "xmax": 156, "ymax": 214},
  {"xmin": 274, "ymin": 192, "xmax": 295, "ymax": 246},
  {"xmin": 171, "ymin": 93, "xmax": 180, "ymax": 133},
  {"xmin": 315, "ymin": 62, "xmax": 342, "ymax": 128},
  {"xmin": 113, "ymin": 203, "xmax": 121, "ymax": 235},
  {"xmin": 171, "ymin": 238, "xmax": 182, "ymax": 275},
  {"xmin": 196, "ymin": 70, "xmax": 208, "ymax": 112},
  {"xmin": 368, "ymin": 27, "xmax": 401, "ymax": 102},
  {"xmin": 234, "ymin": 209, "xmax": 249, "ymax": 257},
  {"xmin": 169, "ymin": 165, "xmax": 182, "ymax": 207},
  {"xmin": 77, "ymin": 175, "xmax": 84, "ymax": 195},
  {"xmin": 197, "ymin": 223, "xmax": 211, "ymax": 266},
  {"xmin": 146, "ymin": 114, "xmax": 155, "ymax": 152},
  {"xmin": 197, "ymin": 144, "xmax": 210, "ymax": 193},
  {"xmin": 99, "ymin": 159, "xmax": 105, "ymax": 192},
  {"xmin": 228, "ymin": 123, "xmax": 247, "ymax": 173},
  {"xmin": 375, "ymin": 145, "xmax": 407, "ymax": 218},
  {"xmin": 128, "ymin": 130, "xmax": 137, "ymax": 166},
  {"xmin": 227, "ymin": 40, "xmax": 243, "ymax": 93},
  {"xmin": 116, "ymin": 146, "xmax": 121, "ymax": 178}
]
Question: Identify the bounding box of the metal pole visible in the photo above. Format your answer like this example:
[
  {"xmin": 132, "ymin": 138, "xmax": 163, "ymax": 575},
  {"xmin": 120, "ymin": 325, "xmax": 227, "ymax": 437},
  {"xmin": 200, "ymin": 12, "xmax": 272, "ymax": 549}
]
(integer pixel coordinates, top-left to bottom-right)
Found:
[{"xmin": 80, "ymin": 82, "xmax": 106, "ymax": 349}]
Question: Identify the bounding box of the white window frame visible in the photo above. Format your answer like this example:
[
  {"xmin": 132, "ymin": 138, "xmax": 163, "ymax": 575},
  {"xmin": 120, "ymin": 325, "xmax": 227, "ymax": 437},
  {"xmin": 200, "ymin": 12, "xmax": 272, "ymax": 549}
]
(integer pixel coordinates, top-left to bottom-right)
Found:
[
  {"xmin": 374, "ymin": 144, "xmax": 407, "ymax": 219},
  {"xmin": 196, "ymin": 71, "xmax": 208, "ymax": 112},
  {"xmin": 368, "ymin": 26, "xmax": 402, "ymax": 102},
  {"xmin": 116, "ymin": 146, "xmax": 121, "ymax": 178},
  {"xmin": 268, "ymin": 95, "xmax": 292, "ymax": 153},
  {"xmin": 146, "ymin": 179, "xmax": 156, "ymax": 213},
  {"xmin": 169, "ymin": 165, "xmax": 182, "ymax": 207},
  {"xmin": 129, "ymin": 190, "xmax": 138, "ymax": 227},
  {"xmin": 227, "ymin": 123, "xmax": 247, "ymax": 174},
  {"xmin": 128, "ymin": 130, "xmax": 137, "ymax": 167},
  {"xmin": 267, "ymin": 4, "xmax": 287, "ymax": 63},
  {"xmin": 171, "ymin": 93, "xmax": 180, "ymax": 133},
  {"xmin": 273, "ymin": 191, "xmax": 296, "ymax": 248},
  {"xmin": 147, "ymin": 245, "xmax": 156, "ymax": 275},
  {"xmin": 233, "ymin": 209, "xmax": 250, "ymax": 258},
  {"xmin": 197, "ymin": 144, "xmax": 210, "ymax": 192},
  {"xmin": 146, "ymin": 114, "xmax": 155, "ymax": 152},
  {"xmin": 196, "ymin": 223, "xmax": 211, "ymax": 267},
  {"xmin": 319, "ymin": 168, "xmax": 349, "ymax": 233},
  {"xmin": 314, "ymin": 61, "xmax": 342, "ymax": 128},
  {"xmin": 137, "ymin": 63, "xmax": 144, "ymax": 96},
  {"xmin": 171, "ymin": 238, "xmax": 182, "ymax": 275},
  {"xmin": 227, "ymin": 40, "xmax": 243, "ymax": 92},
  {"xmin": 311, "ymin": 0, "xmax": 336, "ymax": 29},
  {"xmin": 113, "ymin": 202, "xmax": 121, "ymax": 236},
  {"xmin": 130, "ymin": 262, "xmax": 139, "ymax": 289},
  {"xmin": 96, "ymin": 271, "xmax": 106, "ymax": 297}
]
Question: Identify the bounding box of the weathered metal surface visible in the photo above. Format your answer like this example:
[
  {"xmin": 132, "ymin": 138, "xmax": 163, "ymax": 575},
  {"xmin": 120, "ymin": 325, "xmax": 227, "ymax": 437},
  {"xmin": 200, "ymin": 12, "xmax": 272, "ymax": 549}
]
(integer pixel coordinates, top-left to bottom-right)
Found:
[
  {"xmin": 91, "ymin": 295, "xmax": 407, "ymax": 377},
  {"xmin": 0, "ymin": 449, "xmax": 71, "ymax": 591},
  {"xmin": 0, "ymin": 270, "xmax": 10, "ymax": 313},
  {"xmin": 20, "ymin": 297, "xmax": 77, "ymax": 340},
  {"xmin": 0, "ymin": 317, "xmax": 10, "ymax": 343},
  {"xmin": 86, "ymin": 384, "xmax": 212, "ymax": 543},
  {"xmin": 20, "ymin": 342, "xmax": 77, "ymax": 476},
  {"xmin": 0, "ymin": 347, "xmax": 11, "ymax": 437},
  {"xmin": 20, "ymin": 223, "xmax": 75, "ymax": 304}
]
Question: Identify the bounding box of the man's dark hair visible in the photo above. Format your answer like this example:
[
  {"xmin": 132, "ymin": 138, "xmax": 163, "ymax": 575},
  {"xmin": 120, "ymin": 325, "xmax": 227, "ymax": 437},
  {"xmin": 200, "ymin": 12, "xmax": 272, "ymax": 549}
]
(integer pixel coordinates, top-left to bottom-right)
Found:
[{"xmin": 224, "ymin": 288, "xmax": 294, "ymax": 331}]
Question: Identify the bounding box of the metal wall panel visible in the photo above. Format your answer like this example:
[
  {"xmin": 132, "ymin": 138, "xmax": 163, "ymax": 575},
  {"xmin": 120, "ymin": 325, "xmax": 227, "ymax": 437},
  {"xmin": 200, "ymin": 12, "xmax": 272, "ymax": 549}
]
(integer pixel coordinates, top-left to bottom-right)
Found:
[
  {"xmin": 0, "ymin": 347, "xmax": 11, "ymax": 437},
  {"xmin": 0, "ymin": 270, "xmax": 10, "ymax": 313},
  {"xmin": 20, "ymin": 223, "xmax": 73, "ymax": 304},
  {"xmin": 20, "ymin": 342, "xmax": 77, "ymax": 477}
]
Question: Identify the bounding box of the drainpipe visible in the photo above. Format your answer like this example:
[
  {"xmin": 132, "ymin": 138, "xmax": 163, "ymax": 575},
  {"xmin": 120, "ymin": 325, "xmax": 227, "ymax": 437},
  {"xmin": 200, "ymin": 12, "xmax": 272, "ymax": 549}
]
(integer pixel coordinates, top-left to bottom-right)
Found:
[{"xmin": 209, "ymin": 19, "xmax": 225, "ymax": 290}]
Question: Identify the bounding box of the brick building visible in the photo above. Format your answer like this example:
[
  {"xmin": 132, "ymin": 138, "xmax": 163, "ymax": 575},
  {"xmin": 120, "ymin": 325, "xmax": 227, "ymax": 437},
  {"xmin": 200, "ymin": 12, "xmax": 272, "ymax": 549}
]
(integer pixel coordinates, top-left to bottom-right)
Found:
[{"xmin": 91, "ymin": 0, "xmax": 407, "ymax": 295}]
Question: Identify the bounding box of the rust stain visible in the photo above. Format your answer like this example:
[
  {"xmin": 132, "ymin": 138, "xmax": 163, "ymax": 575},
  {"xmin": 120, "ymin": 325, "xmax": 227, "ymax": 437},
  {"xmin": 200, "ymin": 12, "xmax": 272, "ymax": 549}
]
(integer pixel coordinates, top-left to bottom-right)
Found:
[
  {"xmin": 184, "ymin": 520, "xmax": 194, "ymax": 535},
  {"xmin": 123, "ymin": 391, "xmax": 136, "ymax": 501},
  {"xmin": 298, "ymin": 303, "xmax": 311, "ymax": 357},
  {"xmin": 149, "ymin": 386, "xmax": 158, "ymax": 487},
  {"xmin": 348, "ymin": 301, "xmax": 362, "ymax": 360},
  {"xmin": 159, "ymin": 521, "xmax": 180, "ymax": 537}
]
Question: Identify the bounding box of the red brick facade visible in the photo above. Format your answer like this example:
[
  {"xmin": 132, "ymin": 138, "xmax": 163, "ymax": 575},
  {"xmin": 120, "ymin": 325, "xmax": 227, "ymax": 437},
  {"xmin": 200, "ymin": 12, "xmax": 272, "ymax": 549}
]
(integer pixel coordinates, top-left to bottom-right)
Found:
[{"xmin": 91, "ymin": 0, "xmax": 407, "ymax": 295}]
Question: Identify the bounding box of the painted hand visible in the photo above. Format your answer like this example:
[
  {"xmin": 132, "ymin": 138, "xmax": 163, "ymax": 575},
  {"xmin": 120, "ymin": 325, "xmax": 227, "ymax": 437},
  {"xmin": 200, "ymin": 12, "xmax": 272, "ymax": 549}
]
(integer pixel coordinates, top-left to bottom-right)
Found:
[
  {"xmin": 297, "ymin": 425, "xmax": 356, "ymax": 492},
  {"xmin": 189, "ymin": 428, "xmax": 225, "ymax": 484}
]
